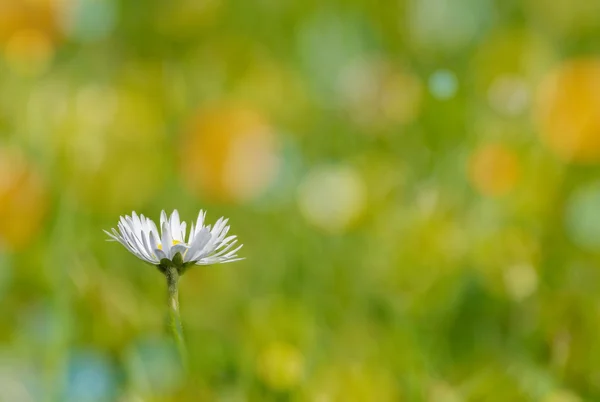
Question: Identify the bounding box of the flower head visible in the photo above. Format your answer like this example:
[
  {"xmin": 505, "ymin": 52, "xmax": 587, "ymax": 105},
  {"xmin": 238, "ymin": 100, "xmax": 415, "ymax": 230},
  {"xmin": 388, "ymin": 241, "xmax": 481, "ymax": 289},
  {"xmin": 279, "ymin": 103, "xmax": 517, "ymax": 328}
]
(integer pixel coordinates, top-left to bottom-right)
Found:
[{"xmin": 105, "ymin": 210, "xmax": 243, "ymax": 272}]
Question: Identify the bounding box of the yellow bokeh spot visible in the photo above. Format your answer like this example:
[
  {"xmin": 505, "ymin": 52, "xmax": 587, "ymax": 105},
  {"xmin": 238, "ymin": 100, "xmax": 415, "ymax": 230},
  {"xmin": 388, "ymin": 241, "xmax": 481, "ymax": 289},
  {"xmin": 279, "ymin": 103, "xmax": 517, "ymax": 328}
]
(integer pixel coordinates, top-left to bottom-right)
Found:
[
  {"xmin": 535, "ymin": 58, "xmax": 600, "ymax": 163},
  {"xmin": 339, "ymin": 59, "xmax": 422, "ymax": 131},
  {"xmin": 180, "ymin": 103, "xmax": 280, "ymax": 204},
  {"xmin": 468, "ymin": 143, "xmax": 520, "ymax": 197},
  {"xmin": 0, "ymin": 1, "xmax": 60, "ymax": 44},
  {"xmin": 297, "ymin": 164, "xmax": 367, "ymax": 233},
  {"xmin": 0, "ymin": 148, "xmax": 48, "ymax": 250},
  {"xmin": 256, "ymin": 342, "xmax": 304, "ymax": 391}
]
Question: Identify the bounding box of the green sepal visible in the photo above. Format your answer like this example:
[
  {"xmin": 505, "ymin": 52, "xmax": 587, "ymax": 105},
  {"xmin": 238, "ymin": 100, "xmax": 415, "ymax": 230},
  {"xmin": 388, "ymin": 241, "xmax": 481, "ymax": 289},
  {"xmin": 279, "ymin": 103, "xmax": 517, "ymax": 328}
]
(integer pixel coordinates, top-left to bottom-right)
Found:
[
  {"xmin": 157, "ymin": 254, "xmax": 187, "ymax": 275},
  {"xmin": 172, "ymin": 252, "xmax": 184, "ymax": 268}
]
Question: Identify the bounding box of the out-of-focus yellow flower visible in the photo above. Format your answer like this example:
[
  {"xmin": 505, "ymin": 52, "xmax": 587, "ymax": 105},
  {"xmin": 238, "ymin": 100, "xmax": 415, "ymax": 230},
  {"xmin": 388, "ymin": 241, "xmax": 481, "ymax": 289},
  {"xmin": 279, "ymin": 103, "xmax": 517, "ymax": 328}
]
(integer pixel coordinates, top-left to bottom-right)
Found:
[
  {"xmin": 468, "ymin": 143, "xmax": 520, "ymax": 197},
  {"xmin": 0, "ymin": 0, "xmax": 61, "ymax": 75},
  {"xmin": 0, "ymin": 148, "xmax": 48, "ymax": 250},
  {"xmin": 4, "ymin": 28, "xmax": 54, "ymax": 75},
  {"xmin": 0, "ymin": 0, "xmax": 60, "ymax": 42},
  {"xmin": 257, "ymin": 342, "xmax": 304, "ymax": 391},
  {"xmin": 535, "ymin": 59, "xmax": 600, "ymax": 163},
  {"xmin": 180, "ymin": 103, "xmax": 281, "ymax": 204}
]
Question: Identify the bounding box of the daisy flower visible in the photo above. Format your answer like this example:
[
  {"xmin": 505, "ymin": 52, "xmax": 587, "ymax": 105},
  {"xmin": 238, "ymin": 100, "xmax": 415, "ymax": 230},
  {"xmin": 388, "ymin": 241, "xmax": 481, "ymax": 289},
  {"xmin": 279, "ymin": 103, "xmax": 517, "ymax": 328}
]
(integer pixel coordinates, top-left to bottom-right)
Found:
[
  {"xmin": 104, "ymin": 209, "xmax": 243, "ymax": 272},
  {"xmin": 104, "ymin": 209, "xmax": 243, "ymax": 365}
]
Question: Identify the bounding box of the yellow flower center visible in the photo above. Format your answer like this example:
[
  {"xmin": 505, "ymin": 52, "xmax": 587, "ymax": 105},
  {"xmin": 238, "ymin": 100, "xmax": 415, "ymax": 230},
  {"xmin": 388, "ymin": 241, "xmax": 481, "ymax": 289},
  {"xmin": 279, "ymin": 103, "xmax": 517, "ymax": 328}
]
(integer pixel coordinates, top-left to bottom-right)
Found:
[{"xmin": 157, "ymin": 240, "xmax": 181, "ymax": 250}]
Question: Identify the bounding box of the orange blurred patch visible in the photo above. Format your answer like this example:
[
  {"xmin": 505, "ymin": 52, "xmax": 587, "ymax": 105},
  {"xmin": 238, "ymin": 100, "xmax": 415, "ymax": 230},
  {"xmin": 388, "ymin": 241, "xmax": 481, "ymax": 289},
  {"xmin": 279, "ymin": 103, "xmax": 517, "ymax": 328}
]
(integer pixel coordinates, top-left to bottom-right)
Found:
[
  {"xmin": 0, "ymin": 148, "xmax": 49, "ymax": 250},
  {"xmin": 468, "ymin": 143, "xmax": 520, "ymax": 197},
  {"xmin": 4, "ymin": 28, "xmax": 54, "ymax": 74},
  {"xmin": 0, "ymin": 0, "xmax": 61, "ymax": 43},
  {"xmin": 535, "ymin": 59, "xmax": 600, "ymax": 163},
  {"xmin": 0, "ymin": 0, "xmax": 61, "ymax": 75},
  {"xmin": 180, "ymin": 103, "xmax": 280, "ymax": 203}
]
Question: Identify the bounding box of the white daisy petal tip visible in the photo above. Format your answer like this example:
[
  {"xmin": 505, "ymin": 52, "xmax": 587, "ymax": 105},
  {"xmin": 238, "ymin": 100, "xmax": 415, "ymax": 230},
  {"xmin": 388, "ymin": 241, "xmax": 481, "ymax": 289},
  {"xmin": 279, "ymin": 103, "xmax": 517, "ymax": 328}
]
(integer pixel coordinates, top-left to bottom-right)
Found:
[{"xmin": 104, "ymin": 209, "xmax": 244, "ymax": 273}]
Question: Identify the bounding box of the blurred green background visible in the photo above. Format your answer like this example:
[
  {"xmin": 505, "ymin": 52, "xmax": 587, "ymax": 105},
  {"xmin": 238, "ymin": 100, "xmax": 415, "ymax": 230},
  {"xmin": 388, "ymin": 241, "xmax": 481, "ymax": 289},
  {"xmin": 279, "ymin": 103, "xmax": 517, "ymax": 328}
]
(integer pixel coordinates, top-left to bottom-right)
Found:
[{"xmin": 1, "ymin": 0, "xmax": 600, "ymax": 401}]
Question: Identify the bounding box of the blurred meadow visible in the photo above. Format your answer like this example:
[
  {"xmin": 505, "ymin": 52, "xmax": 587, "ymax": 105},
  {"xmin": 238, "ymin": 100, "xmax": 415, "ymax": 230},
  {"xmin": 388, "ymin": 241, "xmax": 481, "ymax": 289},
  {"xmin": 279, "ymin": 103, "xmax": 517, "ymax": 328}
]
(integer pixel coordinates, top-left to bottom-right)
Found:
[{"xmin": 2, "ymin": 0, "xmax": 600, "ymax": 401}]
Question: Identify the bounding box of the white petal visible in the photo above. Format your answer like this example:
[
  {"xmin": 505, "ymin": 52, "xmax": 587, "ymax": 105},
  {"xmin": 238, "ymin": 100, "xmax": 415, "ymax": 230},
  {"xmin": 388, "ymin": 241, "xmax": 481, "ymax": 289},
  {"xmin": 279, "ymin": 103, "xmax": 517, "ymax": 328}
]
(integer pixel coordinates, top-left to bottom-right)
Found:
[
  {"xmin": 185, "ymin": 228, "xmax": 211, "ymax": 262},
  {"xmin": 161, "ymin": 222, "xmax": 173, "ymax": 258},
  {"xmin": 188, "ymin": 222, "xmax": 196, "ymax": 245},
  {"xmin": 217, "ymin": 257, "xmax": 245, "ymax": 264},
  {"xmin": 211, "ymin": 217, "xmax": 225, "ymax": 236},
  {"xmin": 212, "ymin": 240, "xmax": 242, "ymax": 258},
  {"xmin": 123, "ymin": 218, "xmax": 150, "ymax": 257},
  {"xmin": 170, "ymin": 210, "xmax": 181, "ymax": 241},
  {"xmin": 160, "ymin": 210, "xmax": 168, "ymax": 230},
  {"xmin": 214, "ymin": 235, "xmax": 237, "ymax": 252},
  {"xmin": 149, "ymin": 230, "xmax": 162, "ymax": 260},
  {"xmin": 180, "ymin": 222, "xmax": 187, "ymax": 243},
  {"xmin": 214, "ymin": 225, "xmax": 231, "ymax": 245},
  {"xmin": 195, "ymin": 210, "xmax": 206, "ymax": 235},
  {"xmin": 140, "ymin": 231, "xmax": 158, "ymax": 263},
  {"xmin": 220, "ymin": 244, "xmax": 244, "ymax": 259},
  {"xmin": 131, "ymin": 212, "xmax": 143, "ymax": 236},
  {"xmin": 149, "ymin": 230, "xmax": 160, "ymax": 249},
  {"xmin": 126, "ymin": 216, "xmax": 144, "ymax": 242},
  {"xmin": 171, "ymin": 244, "xmax": 188, "ymax": 259},
  {"xmin": 196, "ymin": 256, "xmax": 244, "ymax": 265},
  {"xmin": 118, "ymin": 231, "xmax": 154, "ymax": 263},
  {"xmin": 104, "ymin": 229, "xmax": 120, "ymax": 241},
  {"xmin": 148, "ymin": 219, "xmax": 159, "ymax": 238},
  {"xmin": 154, "ymin": 248, "xmax": 167, "ymax": 260},
  {"xmin": 120, "ymin": 221, "xmax": 152, "ymax": 261},
  {"xmin": 118, "ymin": 216, "xmax": 132, "ymax": 236}
]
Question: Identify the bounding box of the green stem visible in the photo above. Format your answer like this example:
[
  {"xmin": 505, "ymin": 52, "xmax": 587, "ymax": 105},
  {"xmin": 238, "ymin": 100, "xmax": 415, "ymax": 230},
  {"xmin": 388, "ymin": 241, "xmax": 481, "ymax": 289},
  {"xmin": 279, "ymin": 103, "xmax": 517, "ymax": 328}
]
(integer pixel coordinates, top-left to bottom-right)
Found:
[{"xmin": 166, "ymin": 266, "xmax": 187, "ymax": 367}]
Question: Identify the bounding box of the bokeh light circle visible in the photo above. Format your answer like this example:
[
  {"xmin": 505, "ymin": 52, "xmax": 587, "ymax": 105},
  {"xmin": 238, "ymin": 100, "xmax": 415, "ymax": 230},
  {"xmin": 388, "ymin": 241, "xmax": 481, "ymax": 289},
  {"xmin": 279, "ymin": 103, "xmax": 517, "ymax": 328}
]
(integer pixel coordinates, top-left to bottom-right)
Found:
[
  {"xmin": 297, "ymin": 164, "xmax": 366, "ymax": 233},
  {"xmin": 4, "ymin": 29, "xmax": 54, "ymax": 75},
  {"xmin": 180, "ymin": 103, "xmax": 281, "ymax": 204},
  {"xmin": 338, "ymin": 59, "xmax": 422, "ymax": 130},
  {"xmin": 565, "ymin": 181, "xmax": 600, "ymax": 250},
  {"xmin": 429, "ymin": 69, "xmax": 458, "ymax": 100},
  {"xmin": 468, "ymin": 143, "xmax": 520, "ymax": 197},
  {"xmin": 503, "ymin": 263, "xmax": 538, "ymax": 301},
  {"xmin": 487, "ymin": 75, "xmax": 530, "ymax": 117},
  {"xmin": 535, "ymin": 59, "xmax": 600, "ymax": 163},
  {"xmin": 0, "ymin": 148, "xmax": 49, "ymax": 250}
]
